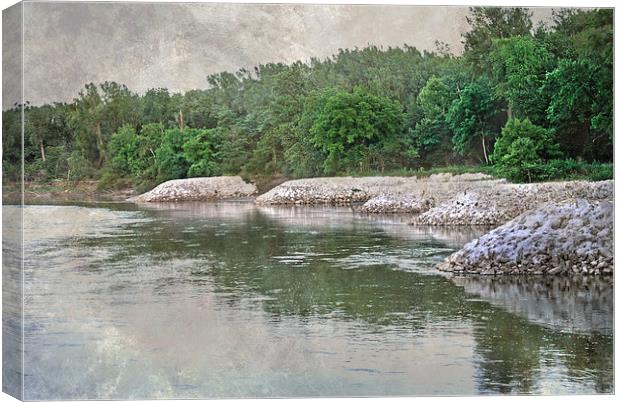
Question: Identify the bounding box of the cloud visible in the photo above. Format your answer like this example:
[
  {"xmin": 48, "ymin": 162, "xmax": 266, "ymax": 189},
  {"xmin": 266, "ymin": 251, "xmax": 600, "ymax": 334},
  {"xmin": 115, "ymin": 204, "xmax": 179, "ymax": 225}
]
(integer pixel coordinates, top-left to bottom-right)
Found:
[{"xmin": 11, "ymin": 2, "xmax": 554, "ymax": 106}]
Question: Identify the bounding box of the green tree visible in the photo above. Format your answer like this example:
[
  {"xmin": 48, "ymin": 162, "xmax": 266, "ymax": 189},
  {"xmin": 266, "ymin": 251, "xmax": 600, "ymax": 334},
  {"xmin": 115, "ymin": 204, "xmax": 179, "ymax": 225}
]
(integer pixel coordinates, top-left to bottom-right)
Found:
[
  {"xmin": 182, "ymin": 128, "xmax": 222, "ymax": 177},
  {"xmin": 492, "ymin": 118, "xmax": 562, "ymax": 182},
  {"xmin": 489, "ymin": 36, "xmax": 554, "ymax": 123},
  {"xmin": 463, "ymin": 7, "xmax": 533, "ymax": 72},
  {"xmin": 307, "ymin": 87, "xmax": 406, "ymax": 174},
  {"xmin": 69, "ymin": 82, "xmax": 140, "ymax": 169},
  {"xmin": 446, "ymin": 80, "xmax": 500, "ymax": 164},
  {"xmin": 412, "ymin": 76, "xmax": 457, "ymax": 164},
  {"xmin": 154, "ymin": 128, "xmax": 193, "ymax": 181},
  {"xmin": 543, "ymin": 59, "xmax": 612, "ymax": 161},
  {"xmin": 142, "ymin": 88, "xmax": 179, "ymax": 127},
  {"xmin": 107, "ymin": 124, "xmax": 140, "ymax": 176},
  {"xmin": 24, "ymin": 105, "xmax": 55, "ymax": 162}
]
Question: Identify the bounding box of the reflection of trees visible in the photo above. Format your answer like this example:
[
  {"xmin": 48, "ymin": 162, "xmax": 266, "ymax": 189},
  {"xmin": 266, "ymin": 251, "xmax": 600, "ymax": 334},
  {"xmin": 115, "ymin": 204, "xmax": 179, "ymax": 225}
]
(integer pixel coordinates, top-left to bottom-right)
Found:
[
  {"xmin": 472, "ymin": 307, "xmax": 541, "ymax": 394},
  {"xmin": 452, "ymin": 275, "xmax": 613, "ymax": 394},
  {"xmin": 553, "ymin": 333, "xmax": 614, "ymax": 394},
  {"xmin": 470, "ymin": 305, "xmax": 613, "ymax": 394},
  {"xmin": 68, "ymin": 202, "xmax": 612, "ymax": 394}
]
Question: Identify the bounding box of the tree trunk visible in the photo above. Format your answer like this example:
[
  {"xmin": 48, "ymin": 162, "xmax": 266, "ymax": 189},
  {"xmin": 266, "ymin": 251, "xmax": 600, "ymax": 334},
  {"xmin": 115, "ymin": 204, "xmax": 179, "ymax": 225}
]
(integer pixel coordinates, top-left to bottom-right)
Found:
[
  {"xmin": 179, "ymin": 110, "xmax": 185, "ymax": 132},
  {"xmin": 95, "ymin": 123, "xmax": 106, "ymax": 168},
  {"xmin": 481, "ymin": 136, "xmax": 489, "ymax": 164},
  {"xmin": 507, "ymin": 104, "xmax": 513, "ymax": 120},
  {"xmin": 39, "ymin": 141, "xmax": 46, "ymax": 162}
]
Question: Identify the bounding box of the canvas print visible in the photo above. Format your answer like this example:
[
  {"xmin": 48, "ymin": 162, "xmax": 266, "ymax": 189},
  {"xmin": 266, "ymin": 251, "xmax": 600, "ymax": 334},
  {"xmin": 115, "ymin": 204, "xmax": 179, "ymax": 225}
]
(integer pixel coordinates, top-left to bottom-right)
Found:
[{"xmin": 1, "ymin": 1, "xmax": 614, "ymax": 399}]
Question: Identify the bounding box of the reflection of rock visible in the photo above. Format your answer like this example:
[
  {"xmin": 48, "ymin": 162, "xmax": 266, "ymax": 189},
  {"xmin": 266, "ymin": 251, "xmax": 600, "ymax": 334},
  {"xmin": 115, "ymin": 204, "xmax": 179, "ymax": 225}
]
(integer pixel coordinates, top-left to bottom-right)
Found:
[
  {"xmin": 452, "ymin": 275, "xmax": 613, "ymax": 335},
  {"xmin": 255, "ymin": 204, "xmax": 483, "ymax": 247},
  {"xmin": 130, "ymin": 176, "xmax": 257, "ymax": 202},
  {"xmin": 134, "ymin": 200, "xmax": 258, "ymax": 222},
  {"xmin": 438, "ymin": 199, "xmax": 613, "ymax": 276}
]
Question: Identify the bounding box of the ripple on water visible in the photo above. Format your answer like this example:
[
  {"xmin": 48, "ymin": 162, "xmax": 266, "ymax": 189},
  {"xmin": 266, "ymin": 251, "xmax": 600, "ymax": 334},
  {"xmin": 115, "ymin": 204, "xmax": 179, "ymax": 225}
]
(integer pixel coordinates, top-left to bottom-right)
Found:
[{"xmin": 18, "ymin": 203, "xmax": 614, "ymax": 398}]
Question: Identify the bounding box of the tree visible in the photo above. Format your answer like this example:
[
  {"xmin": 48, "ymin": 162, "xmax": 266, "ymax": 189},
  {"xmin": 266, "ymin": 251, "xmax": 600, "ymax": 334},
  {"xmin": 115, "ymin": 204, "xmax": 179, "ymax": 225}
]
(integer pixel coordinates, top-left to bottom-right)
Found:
[
  {"xmin": 446, "ymin": 80, "xmax": 500, "ymax": 164},
  {"xmin": 492, "ymin": 118, "xmax": 562, "ymax": 182},
  {"xmin": 542, "ymin": 59, "xmax": 612, "ymax": 161},
  {"xmin": 142, "ymin": 88, "xmax": 178, "ymax": 127},
  {"xmin": 412, "ymin": 76, "xmax": 457, "ymax": 163},
  {"xmin": 463, "ymin": 7, "xmax": 533, "ymax": 72},
  {"xmin": 154, "ymin": 128, "xmax": 193, "ymax": 181},
  {"xmin": 489, "ymin": 36, "xmax": 554, "ymax": 123},
  {"xmin": 107, "ymin": 123, "xmax": 161, "ymax": 176},
  {"xmin": 69, "ymin": 82, "xmax": 140, "ymax": 168},
  {"xmin": 25, "ymin": 105, "xmax": 53, "ymax": 162},
  {"xmin": 306, "ymin": 87, "xmax": 406, "ymax": 174},
  {"xmin": 182, "ymin": 128, "xmax": 222, "ymax": 177}
]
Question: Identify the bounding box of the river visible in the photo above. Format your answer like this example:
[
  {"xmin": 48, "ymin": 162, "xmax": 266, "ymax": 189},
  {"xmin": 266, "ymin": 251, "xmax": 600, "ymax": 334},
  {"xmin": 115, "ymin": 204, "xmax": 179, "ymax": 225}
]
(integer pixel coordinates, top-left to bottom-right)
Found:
[{"xmin": 3, "ymin": 201, "xmax": 613, "ymax": 398}]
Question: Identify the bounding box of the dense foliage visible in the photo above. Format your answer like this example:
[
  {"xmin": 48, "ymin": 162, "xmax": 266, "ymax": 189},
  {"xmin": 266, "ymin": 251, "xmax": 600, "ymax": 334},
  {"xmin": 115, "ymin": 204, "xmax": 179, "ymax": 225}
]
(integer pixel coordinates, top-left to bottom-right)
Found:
[
  {"xmin": 491, "ymin": 118, "xmax": 562, "ymax": 182},
  {"xmin": 2, "ymin": 7, "xmax": 613, "ymax": 188}
]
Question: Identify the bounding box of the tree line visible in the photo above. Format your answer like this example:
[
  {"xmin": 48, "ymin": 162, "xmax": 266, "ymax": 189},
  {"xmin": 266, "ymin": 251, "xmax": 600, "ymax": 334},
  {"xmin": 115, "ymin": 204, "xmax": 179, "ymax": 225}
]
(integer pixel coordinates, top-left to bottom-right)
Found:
[{"xmin": 2, "ymin": 7, "xmax": 613, "ymax": 191}]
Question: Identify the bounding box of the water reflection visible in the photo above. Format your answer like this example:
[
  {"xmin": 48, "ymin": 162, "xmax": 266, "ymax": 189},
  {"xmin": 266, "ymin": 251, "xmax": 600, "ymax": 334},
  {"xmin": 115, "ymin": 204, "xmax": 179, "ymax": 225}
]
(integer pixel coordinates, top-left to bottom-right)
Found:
[
  {"xmin": 20, "ymin": 203, "xmax": 613, "ymax": 399},
  {"xmin": 452, "ymin": 275, "xmax": 613, "ymax": 335}
]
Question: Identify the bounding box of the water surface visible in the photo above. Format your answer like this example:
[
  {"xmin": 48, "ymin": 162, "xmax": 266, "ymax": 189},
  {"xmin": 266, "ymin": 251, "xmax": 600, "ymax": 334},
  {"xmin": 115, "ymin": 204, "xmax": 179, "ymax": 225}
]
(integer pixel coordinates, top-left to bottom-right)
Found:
[{"xmin": 15, "ymin": 202, "xmax": 613, "ymax": 399}]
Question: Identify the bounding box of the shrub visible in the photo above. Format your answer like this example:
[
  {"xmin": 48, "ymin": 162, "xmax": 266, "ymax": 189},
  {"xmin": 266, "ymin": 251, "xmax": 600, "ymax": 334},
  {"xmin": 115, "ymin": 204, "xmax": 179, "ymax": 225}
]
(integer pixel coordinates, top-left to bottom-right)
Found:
[
  {"xmin": 66, "ymin": 151, "xmax": 93, "ymax": 181},
  {"xmin": 585, "ymin": 162, "xmax": 613, "ymax": 181},
  {"xmin": 182, "ymin": 128, "xmax": 222, "ymax": 177},
  {"xmin": 492, "ymin": 118, "xmax": 562, "ymax": 182}
]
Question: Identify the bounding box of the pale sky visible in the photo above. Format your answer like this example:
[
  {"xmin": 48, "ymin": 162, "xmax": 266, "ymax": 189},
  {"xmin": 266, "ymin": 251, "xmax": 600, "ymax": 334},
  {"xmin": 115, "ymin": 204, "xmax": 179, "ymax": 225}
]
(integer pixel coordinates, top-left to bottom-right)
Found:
[{"xmin": 3, "ymin": 2, "xmax": 557, "ymax": 108}]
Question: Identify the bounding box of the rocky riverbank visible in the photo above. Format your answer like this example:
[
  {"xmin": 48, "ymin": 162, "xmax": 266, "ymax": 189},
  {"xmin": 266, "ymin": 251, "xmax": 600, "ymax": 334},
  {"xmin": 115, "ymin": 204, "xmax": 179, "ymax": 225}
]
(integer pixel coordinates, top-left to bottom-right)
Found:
[
  {"xmin": 255, "ymin": 173, "xmax": 505, "ymax": 205},
  {"xmin": 129, "ymin": 176, "xmax": 257, "ymax": 202},
  {"xmin": 256, "ymin": 175, "xmax": 613, "ymax": 277},
  {"xmin": 437, "ymin": 199, "xmax": 613, "ymax": 276},
  {"xmin": 358, "ymin": 194, "xmax": 435, "ymax": 214},
  {"xmin": 412, "ymin": 180, "xmax": 613, "ymax": 226},
  {"xmin": 33, "ymin": 173, "xmax": 611, "ymax": 278}
]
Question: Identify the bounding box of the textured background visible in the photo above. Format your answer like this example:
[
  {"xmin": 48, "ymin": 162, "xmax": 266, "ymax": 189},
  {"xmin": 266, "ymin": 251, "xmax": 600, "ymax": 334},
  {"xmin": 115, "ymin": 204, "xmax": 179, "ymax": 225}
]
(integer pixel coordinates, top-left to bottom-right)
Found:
[{"xmin": 13, "ymin": 2, "xmax": 555, "ymax": 107}]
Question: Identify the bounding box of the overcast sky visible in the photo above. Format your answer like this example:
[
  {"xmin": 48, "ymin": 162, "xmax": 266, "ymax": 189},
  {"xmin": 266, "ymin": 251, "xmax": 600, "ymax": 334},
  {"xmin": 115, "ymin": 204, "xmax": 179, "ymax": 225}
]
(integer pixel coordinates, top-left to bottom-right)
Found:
[{"xmin": 4, "ymin": 2, "xmax": 557, "ymax": 107}]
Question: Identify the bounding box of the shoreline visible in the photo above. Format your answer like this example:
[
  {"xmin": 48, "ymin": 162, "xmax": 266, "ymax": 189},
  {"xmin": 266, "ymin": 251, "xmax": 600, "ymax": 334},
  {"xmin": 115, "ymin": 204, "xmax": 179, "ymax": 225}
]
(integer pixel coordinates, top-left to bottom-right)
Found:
[{"xmin": 5, "ymin": 174, "xmax": 614, "ymax": 277}]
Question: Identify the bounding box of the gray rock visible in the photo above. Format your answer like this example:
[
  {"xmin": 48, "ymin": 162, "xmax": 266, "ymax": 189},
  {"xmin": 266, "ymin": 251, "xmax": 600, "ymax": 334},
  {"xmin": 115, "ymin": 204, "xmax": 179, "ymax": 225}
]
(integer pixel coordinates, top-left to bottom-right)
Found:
[
  {"xmin": 129, "ymin": 176, "xmax": 257, "ymax": 202},
  {"xmin": 438, "ymin": 199, "xmax": 613, "ymax": 276}
]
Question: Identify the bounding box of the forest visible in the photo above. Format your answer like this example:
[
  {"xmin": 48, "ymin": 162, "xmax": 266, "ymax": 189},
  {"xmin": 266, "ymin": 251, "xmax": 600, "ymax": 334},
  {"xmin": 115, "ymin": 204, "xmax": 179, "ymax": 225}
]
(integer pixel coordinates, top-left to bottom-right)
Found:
[{"xmin": 2, "ymin": 7, "xmax": 613, "ymax": 192}]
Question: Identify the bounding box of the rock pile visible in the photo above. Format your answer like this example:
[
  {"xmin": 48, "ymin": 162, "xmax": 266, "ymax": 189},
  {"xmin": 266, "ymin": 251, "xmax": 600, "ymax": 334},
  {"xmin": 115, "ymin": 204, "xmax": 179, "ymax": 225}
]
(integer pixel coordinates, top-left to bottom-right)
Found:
[
  {"xmin": 413, "ymin": 180, "xmax": 613, "ymax": 226},
  {"xmin": 129, "ymin": 176, "xmax": 257, "ymax": 202},
  {"xmin": 437, "ymin": 199, "xmax": 613, "ymax": 275},
  {"xmin": 359, "ymin": 194, "xmax": 435, "ymax": 214},
  {"xmin": 255, "ymin": 174, "xmax": 501, "ymax": 205},
  {"xmin": 412, "ymin": 192, "xmax": 509, "ymax": 226}
]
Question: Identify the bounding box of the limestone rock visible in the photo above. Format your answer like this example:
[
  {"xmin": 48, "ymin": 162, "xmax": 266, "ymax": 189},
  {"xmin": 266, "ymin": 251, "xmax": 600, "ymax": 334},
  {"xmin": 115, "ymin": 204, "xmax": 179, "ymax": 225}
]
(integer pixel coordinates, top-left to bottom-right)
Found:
[
  {"xmin": 359, "ymin": 194, "xmax": 434, "ymax": 214},
  {"xmin": 437, "ymin": 199, "xmax": 613, "ymax": 276},
  {"xmin": 129, "ymin": 176, "xmax": 257, "ymax": 202}
]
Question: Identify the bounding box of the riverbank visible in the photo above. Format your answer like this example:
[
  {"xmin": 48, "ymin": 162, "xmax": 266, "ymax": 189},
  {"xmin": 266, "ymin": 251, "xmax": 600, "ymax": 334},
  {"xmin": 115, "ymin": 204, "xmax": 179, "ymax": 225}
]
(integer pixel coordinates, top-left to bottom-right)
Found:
[
  {"xmin": 7, "ymin": 174, "xmax": 613, "ymax": 277},
  {"xmin": 254, "ymin": 175, "xmax": 614, "ymax": 276},
  {"xmin": 438, "ymin": 199, "xmax": 613, "ymax": 275},
  {"xmin": 2, "ymin": 180, "xmax": 136, "ymax": 204},
  {"xmin": 255, "ymin": 173, "xmax": 505, "ymax": 205}
]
